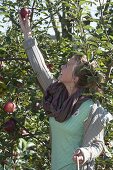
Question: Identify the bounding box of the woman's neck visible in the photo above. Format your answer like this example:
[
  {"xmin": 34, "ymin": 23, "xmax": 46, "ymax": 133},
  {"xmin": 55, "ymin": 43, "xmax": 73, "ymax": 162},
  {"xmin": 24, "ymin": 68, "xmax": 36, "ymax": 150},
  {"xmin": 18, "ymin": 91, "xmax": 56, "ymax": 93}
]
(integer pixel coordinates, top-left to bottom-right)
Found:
[{"xmin": 65, "ymin": 84, "xmax": 78, "ymax": 96}]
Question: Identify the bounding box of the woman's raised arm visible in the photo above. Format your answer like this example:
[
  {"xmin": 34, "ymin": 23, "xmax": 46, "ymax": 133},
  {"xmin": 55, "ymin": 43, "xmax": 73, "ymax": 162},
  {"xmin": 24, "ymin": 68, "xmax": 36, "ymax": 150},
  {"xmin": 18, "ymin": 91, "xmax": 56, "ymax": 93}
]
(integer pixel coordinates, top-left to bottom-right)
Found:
[{"xmin": 19, "ymin": 13, "xmax": 55, "ymax": 91}]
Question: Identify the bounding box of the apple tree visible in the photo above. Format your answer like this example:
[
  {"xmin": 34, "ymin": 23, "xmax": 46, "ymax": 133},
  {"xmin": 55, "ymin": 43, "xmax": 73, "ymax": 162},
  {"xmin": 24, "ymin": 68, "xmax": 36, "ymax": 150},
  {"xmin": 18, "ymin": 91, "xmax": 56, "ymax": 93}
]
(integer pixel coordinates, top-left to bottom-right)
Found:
[{"xmin": 0, "ymin": 0, "xmax": 113, "ymax": 169}]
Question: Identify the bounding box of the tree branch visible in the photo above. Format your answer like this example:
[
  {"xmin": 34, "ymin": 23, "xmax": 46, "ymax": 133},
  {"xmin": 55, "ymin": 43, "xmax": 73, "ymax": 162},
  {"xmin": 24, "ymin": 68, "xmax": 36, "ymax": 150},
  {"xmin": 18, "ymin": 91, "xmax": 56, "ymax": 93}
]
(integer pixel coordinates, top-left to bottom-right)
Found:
[
  {"xmin": 46, "ymin": 0, "xmax": 60, "ymax": 40},
  {"xmin": 98, "ymin": 0, "xmax": 111, "ymax": 42},
  {"xmin": 103, "ymin": 0, "xmax": 111, "ymax": 15},
  {"xmin": 30, "ymin": 0, "xmax": 36, "ymax": 23}
]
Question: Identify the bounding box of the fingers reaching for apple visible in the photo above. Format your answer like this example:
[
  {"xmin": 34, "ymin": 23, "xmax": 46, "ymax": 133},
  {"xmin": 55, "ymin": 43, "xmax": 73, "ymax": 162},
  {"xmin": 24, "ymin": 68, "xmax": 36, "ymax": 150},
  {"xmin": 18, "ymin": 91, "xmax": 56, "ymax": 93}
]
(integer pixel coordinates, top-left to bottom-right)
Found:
[
  {"xmin": 19, "ymin": 7, "xmax": 32, "ymax": 40},
  {"xmin": 20, "ymin": 7, "xmax": 30, "ymax": 19}
]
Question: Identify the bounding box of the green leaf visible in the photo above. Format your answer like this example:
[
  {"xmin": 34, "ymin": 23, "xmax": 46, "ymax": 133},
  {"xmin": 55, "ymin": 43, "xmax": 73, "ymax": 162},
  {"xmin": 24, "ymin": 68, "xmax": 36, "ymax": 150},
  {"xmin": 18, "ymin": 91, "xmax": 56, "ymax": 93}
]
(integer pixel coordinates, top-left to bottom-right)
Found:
[
  {"xmin": 83, "ymin": 25, "xmax": 94, "ymax": 30},
  {"xmin": 18, "ymin": 138, "xmax": 27, "ymax": 151},
  {"xmin": 96, "ymin": 28, "xmax": 103, "ymax": 34}
]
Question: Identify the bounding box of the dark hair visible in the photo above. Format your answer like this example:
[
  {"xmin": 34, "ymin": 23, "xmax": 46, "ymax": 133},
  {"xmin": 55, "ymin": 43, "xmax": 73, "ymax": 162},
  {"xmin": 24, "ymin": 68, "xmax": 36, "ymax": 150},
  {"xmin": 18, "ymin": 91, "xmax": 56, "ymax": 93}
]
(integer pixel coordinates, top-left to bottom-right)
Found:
[
  {"xmin": 72, "ymin": 54, "xmax": 87, "ymax": 64},
  {"xmin": 73, "ymin": 62, "xmax": 102, "ymax": 92}
]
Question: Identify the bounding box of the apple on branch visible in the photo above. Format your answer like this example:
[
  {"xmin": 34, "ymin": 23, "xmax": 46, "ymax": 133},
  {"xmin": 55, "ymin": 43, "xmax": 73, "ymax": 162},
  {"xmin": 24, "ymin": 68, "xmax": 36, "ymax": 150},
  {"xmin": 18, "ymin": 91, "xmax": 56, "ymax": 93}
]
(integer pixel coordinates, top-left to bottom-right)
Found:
[
  {"xmin": 4, "ymin": 101, "xmax": 16, "ymax": 113},
  {"xmin": 20, "ymin": 7, "xmax": 31, "ymax": 19},
  {"xmin": 4, "ymin": 119, "xmax": 16, "ymax": 133}
]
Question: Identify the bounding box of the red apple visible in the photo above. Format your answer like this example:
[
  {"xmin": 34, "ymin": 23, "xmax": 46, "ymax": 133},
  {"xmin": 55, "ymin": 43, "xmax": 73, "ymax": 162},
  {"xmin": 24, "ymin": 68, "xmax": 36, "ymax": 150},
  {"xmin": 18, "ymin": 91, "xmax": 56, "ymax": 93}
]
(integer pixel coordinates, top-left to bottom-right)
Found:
[
  {"xmin": 4, "ymin": 101, "xmax": 16, "ymax": 113},
  {"xmin": 4, "ymin": 119, "xmax": 16, "ymax": 133},
  {"xmin": 20, "ymin": 7, "xmax": 30, "ymax": 19}
]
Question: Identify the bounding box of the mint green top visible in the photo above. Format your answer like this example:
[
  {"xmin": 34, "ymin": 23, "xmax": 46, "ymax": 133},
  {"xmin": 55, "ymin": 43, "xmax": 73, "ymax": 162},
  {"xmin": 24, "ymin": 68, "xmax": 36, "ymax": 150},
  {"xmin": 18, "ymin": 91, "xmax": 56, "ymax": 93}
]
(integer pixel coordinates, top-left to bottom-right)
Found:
[{"xmin": 49, "ymin": 99, "xmax": 94, "ymax": 170}]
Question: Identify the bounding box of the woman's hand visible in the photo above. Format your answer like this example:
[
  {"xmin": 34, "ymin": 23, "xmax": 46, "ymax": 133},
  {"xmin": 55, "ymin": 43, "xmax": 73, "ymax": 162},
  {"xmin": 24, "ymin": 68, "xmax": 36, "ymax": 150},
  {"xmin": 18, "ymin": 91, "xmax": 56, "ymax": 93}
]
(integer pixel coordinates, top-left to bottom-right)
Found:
[
  {"xmin": 72, "ymin": 149, "xmax": 84, "ymax": 165},
  {"xmin": 19, "ymin": 12, "xmax": 32, "ymax": 40}
]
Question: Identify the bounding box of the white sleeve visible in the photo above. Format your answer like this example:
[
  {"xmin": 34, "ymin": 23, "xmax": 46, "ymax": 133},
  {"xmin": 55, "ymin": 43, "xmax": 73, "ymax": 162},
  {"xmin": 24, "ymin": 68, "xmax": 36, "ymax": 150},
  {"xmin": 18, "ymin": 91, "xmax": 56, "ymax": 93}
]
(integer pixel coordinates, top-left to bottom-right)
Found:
[
  {"xmin": 78, "ymin": 103, "xmax": 113, "ymax": 164},
  {"xmin": 79, "ymin": 129, "xmax": 104, "ymax": 164},
  {"xmin": 23, "ymin": 37, "xmax": 56, "ymax": 91}
]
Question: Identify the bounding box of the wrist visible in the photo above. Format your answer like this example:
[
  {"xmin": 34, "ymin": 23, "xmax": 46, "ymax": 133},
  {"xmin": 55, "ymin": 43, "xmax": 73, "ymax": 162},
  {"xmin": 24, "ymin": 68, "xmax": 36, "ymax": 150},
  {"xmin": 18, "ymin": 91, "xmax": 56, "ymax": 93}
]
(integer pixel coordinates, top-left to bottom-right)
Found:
[{"xmin": 24, "ymin": 31, "xmax": 32, "ymax": 40}]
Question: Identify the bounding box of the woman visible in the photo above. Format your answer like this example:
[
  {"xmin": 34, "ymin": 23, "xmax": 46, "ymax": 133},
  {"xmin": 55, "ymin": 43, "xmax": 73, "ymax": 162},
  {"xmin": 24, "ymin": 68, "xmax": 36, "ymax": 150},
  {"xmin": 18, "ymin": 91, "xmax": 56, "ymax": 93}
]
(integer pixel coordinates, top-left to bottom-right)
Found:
[{"xmin": 19, "ymin": 14, "xmax": 112, "ymax": 170}]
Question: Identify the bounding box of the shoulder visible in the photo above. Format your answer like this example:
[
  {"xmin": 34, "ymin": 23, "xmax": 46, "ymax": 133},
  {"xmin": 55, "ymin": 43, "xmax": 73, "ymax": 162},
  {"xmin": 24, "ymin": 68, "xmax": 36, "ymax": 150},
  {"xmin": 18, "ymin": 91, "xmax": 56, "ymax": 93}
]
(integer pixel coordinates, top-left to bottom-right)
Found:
[
  {"xmin": 79, "ymin": 99, "xmax": 94, "ymax": 113},
  {"xmin": 88, "ymin": 101, "xmax": 113, "ymax": 127}
]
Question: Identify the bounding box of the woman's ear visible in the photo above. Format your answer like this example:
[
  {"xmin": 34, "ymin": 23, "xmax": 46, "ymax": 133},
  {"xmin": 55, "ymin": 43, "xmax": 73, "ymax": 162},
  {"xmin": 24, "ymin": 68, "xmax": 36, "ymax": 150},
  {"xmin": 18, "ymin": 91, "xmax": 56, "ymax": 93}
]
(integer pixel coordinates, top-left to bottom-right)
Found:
[{"xmin": 73, "ymin": 76, "xmax": 79, "ymax": 85}]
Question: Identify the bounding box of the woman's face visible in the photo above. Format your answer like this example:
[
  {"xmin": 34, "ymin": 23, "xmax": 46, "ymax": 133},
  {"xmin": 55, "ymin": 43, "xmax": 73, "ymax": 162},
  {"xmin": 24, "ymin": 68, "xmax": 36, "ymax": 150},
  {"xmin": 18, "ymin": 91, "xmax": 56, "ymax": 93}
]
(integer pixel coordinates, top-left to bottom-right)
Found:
[{"xmin": 58, "ymin": 57, "xmax": 78, "ymax": 84}]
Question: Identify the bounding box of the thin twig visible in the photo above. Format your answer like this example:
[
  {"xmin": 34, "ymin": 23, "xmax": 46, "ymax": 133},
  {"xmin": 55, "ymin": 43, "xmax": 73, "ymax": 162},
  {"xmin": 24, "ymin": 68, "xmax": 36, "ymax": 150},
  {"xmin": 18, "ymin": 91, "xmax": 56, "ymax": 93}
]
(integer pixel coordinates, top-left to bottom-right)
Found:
[
  {"xmin": 98, "ymin": 0, "xmax": 111, "ymax": 42},
  {"xmin": 30, "ymin": 0, "xmax": 36, "ymax": 23}
]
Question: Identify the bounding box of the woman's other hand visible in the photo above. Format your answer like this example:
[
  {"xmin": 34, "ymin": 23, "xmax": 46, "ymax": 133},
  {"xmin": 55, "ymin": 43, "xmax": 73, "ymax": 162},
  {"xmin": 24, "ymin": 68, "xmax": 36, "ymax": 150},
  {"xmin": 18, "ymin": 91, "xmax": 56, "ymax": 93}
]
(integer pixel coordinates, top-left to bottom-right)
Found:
[
  {"xmin": 19, "ymin": 12, "xmax": 32, "ymax": 40},
  {"xmin": 72, "ymin": 149, "xmax": 84, "ymax": 165}
]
